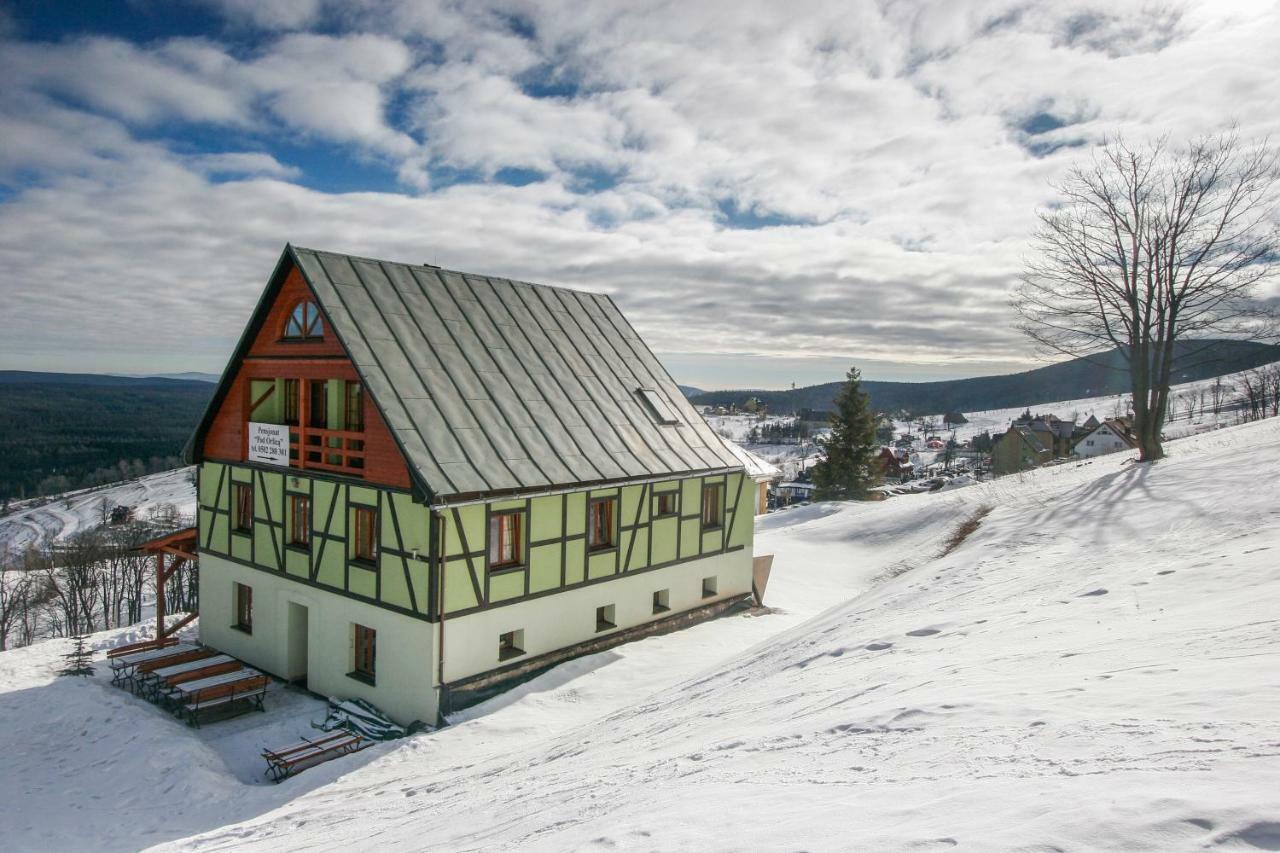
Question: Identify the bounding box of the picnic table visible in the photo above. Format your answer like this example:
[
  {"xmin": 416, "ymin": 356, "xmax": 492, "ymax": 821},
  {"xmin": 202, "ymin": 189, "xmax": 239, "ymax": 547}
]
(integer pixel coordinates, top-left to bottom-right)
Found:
[
  {"xmin": 262, "ymin": 731, "xmax": 367, "ymax": 782},
  {"xmin": 109, "ymin": 642, "xmax": 201, "ymax": 687},
  {"xmin": 138, "ymin": 654, "xmax": 238, "ymax": 703},
  {"xmin": 106, "ymin": 636, "xmax": 179, "ymax": 660},
  {"xmin": 172, "ymin": 669, "xmax": 270, "ymax": 727}
]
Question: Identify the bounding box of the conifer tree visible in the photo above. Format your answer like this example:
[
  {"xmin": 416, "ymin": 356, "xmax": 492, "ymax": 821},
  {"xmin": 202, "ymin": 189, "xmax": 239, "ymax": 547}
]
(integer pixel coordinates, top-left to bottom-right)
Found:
[
  {"xmin": 812, "ymin": 367, "xmax": 881, "ymax": 500},
  {"xmin": 58, "ymin": 635, "xmax": 95, "ymax": 677}
]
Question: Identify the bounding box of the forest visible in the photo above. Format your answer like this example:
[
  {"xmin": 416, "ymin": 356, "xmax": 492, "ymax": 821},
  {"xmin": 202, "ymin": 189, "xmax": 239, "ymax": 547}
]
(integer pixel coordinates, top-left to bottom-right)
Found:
[{"xmin": 0, "ymin": 373, "xmax": 213, "ymax": 501}]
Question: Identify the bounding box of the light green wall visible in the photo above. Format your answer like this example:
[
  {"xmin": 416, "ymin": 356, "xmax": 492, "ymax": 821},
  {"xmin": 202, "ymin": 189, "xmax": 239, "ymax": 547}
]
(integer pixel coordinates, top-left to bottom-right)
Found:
[
  {"xmin": 437, "ymin": 471, "xmax": 752, "ymax": 616},
  {"xmin": 196, "ymin": 461, "xmax": 431, "ymax": 620}
]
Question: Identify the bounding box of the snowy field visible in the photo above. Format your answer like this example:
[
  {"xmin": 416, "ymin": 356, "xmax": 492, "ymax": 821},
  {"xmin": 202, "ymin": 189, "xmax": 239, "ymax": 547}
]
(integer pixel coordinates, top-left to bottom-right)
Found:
[
  {"xmin": 908, "ymin": 363, "xmax": 1270, "ymax": 447},
  {"xmin": 2, "ymin": 418, "xmax": 1279, "ymax": 851},
  {"xmin": 0, "ymin": 467, "xmax": 197, "ymax": 555}
]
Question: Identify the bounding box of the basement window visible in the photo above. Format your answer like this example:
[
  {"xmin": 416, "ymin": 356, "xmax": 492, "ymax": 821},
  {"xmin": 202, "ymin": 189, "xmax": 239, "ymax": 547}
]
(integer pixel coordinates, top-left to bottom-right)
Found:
[
  {"xmin": 499, "ymin": 630, "xmax": 525, "ymax": 662},
  {"xmin": 653, "ymin": 589, "xmax": 670, "ymax": 614},
  {"xmin": 637, "ymin": 388, "xmax": 679, "ymax": 425},
  {"xmin": 596, "ymin": 604, "xmax": 616, "ymax": 632},
  {"xmin": 702, "ymin": 576, "xmax": 718, "ymax": 599}
]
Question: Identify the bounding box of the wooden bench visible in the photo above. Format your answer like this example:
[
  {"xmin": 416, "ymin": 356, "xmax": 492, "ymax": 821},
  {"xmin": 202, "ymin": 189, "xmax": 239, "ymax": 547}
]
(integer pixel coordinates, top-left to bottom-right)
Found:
[
  {"xmin": 110, "ymin": 642, "xmax": 201, "ymax": 688},
  {"xmin": 139, "ymin": 655, "xmax": 238, "ymax": 703},
  {"xmin": 176, "ymin": 671, "xmax": 270, "ymax": 727},
  {"xmin": 261, "ymin": 732, "xmax": 366, "ymax": 783},
  {"xmin": 107, "ymin": 636, "xmax": 179, "ymax": 660},
  {"xmin": 129, "ymin": 647, "xmax": 219, "ymax": 694}
]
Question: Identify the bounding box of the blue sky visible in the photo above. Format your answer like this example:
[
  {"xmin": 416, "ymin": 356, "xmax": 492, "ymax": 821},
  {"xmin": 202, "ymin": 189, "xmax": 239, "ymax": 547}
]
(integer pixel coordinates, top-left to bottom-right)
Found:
[{"xmin": 1, "ymin": 0, "xmax": 1277, "ymax": 389}]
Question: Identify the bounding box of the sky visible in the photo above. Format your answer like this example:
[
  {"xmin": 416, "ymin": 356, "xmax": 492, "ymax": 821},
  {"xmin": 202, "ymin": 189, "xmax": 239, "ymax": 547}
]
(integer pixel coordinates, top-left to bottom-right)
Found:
[{"xmin": 0, "ymin": 1, "xmax": 1278, "ymax": 390}]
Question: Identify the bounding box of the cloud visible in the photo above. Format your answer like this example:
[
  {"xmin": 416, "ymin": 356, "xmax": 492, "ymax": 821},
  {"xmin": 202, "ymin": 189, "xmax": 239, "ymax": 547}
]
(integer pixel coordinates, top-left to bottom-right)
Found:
[{"xmin": 1, "ymin": 0, "xmax": 1278, "ymax": 385}]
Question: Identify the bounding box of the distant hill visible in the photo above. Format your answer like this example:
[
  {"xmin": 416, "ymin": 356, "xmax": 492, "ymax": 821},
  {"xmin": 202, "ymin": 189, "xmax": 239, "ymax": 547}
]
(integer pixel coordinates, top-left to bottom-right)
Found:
[
  {"xmin": 0, "ymin": 372, "xmax": 214, "ymax": 501},
  {"xmin": 690, "ymin": 340, "xmax": 1280, "ymax": 416},
  {"xmin": 131, "ymin": 371, "xmax": 220, "ymax": 383},
  {"xmin": 677, "ymin": 385, "xmax": 705, "ymax": 399}
]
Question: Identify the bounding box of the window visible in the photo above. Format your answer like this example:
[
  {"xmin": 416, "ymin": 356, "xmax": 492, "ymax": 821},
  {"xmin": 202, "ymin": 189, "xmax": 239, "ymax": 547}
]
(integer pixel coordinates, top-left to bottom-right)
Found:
[
  {"xmin": 283, "ymin": 379, "xmax": 300, "ymax": 426},
  {"xmin": 636, "ymin": 388, "xmax": 679, "ymax": 425},
  {"xmin": 653, "ymin": 589, "xmax": 670, "ymax": 614},
  {"xmin": 488, "ymin": 511, "xmax": 524, "ymax": 569},
  {"xmin": 283, "ymin": 300, "xmax": 323, "ymax": 339},
  {"xmin": 234, "ymin": 582, "xmax": 253, "ymax": 633},
  {"xmin": 702, "ymin": 576, "xmax": 718, "ymax": 599},
  {"xmin": 596, "ymin": 604, "xmax": 616, "ymax": 632},
  {"xmin": 344, "ymin": 381, "xmax": 364, "ymax": 432},
  {"xmin": 499, "ymin": 629, "xmax": 525, "ymax": 661},
  {"xmin": 352, "ymin": 624, "xmax": 376, "ymax": 682},
  {"xmin": 702, "ymin": 482, "xmax": 724, "ymax": 529},
  {"xmin": 289, "ymin": 494, "xmax": 310, "ymax": 547},
  {"xmin": 309, "ymin": 380, "xmax": 328, "ymax": 428},
  {"xmin": 234, "ymin": 482, "xmax": 253, "ymax": 533},
  {"xmin": 353, "ymin": 506, "xmax": 377, "ymax": 563},
  {"xmin": 654, "ymin": 491, "xmax": 678, "ymax": 518},
  {"xmin": 588, "ymin": 497, "xmax": 616, "ymax": 551}
]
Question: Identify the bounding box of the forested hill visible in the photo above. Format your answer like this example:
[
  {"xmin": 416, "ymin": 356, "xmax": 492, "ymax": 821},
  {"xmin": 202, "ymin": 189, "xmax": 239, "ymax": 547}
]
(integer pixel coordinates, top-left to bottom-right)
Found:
[
  {"xmin": 0, "ymin": 372, "xmax": 213, "ymax": 501},
  {"xmin": 689, "ymin": 340, "xmax": 1280, "ymax": 415}
]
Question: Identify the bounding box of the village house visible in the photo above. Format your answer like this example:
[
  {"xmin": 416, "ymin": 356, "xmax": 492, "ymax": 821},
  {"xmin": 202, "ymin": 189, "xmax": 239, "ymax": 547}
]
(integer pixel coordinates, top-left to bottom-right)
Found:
[
  {"xmin": 723, "ymin": 439, "xmax": 780, "ymax": 515},
  {"xmin": 185, "ymin": 246, "xmax": 757, "ymax": 726},
  {"xmin": 991, "ymin": 425, "xmax": 1054, "ymax": 476},
  {"xmin": 1074, "ymin": 417, "xmax": 1139, "ymax": 457},
  {"xmin": 877, "ymin": 446, "xmax": 915, "ymax": 482}
]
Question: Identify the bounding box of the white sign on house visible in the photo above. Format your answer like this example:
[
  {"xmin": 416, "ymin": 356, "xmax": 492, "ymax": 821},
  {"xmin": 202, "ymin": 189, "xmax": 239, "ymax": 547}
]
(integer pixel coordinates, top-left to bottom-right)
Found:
[{"xmin": 247, "ymin": 421, "xmax": 290, "ymax": 466}]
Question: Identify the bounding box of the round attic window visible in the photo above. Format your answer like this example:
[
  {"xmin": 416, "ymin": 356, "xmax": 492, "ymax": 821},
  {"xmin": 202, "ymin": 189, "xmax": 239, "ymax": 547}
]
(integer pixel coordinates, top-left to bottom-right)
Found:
[{"xmin": 283, "ymin": 300, "xmax": 323, "ymax": 339}]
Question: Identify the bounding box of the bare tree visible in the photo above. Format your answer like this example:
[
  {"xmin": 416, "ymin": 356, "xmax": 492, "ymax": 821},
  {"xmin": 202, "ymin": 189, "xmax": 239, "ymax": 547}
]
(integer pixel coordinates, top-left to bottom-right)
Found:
[{"xmin": 1016, "ymin": 131, "xmax": 1279, "ymax": 460}]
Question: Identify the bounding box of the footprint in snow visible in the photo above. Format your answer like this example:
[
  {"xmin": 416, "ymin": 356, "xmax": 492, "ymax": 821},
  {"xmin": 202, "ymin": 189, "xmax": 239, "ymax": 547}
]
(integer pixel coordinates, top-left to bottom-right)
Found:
[
  {"xmin": 1079, "ymin": 588, "xmax": 1108, "ymax": 597},
  {"xmin": 906, "ymin": 628, "xmax": 940, "ymax": 637},
  {"xmin": 1157, "ymin": 570, "xmax": 1176, "ymax": 575},
  {"xmin": 866, "ymin": 642, "xmax": 893, "ymax": 651}
]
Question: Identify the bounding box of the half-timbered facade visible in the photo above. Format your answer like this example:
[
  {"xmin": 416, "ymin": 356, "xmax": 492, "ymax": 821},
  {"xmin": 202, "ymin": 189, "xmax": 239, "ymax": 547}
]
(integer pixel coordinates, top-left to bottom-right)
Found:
[{"xmin": 187, "ymin": 246, "xmax": 755, "ymax": 725}]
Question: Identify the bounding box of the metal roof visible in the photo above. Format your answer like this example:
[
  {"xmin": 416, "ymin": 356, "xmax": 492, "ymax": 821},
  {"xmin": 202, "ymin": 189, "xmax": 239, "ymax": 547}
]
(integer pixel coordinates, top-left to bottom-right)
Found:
[{"xmin": 202, "ymin": 245, "xmax": 742, "ymax": 502}]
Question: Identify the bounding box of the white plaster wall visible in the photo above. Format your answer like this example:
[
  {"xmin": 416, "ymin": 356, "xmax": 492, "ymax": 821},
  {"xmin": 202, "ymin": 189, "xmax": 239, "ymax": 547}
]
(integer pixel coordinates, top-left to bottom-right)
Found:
[
  {"xmin": 441, "ymin": 548, "xmax": 753, "ymax": 683},
  {"xmin": 199, "ymin": 555, "xmax": 438, "ymax": 725}
]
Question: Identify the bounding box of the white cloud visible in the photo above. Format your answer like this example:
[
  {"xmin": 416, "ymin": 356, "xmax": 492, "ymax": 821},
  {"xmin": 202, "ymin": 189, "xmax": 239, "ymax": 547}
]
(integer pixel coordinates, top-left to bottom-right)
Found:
[{"xmin": 1, "ymin": 0, "xmax": 1278, "ymax": 385}]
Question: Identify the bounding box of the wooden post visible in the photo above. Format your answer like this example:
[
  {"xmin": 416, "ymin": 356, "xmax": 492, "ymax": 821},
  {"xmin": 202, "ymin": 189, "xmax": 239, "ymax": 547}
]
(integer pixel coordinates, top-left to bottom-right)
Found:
[{"xmin": 155, "ymin": 552, "xmax": 166, "ymax": 637}]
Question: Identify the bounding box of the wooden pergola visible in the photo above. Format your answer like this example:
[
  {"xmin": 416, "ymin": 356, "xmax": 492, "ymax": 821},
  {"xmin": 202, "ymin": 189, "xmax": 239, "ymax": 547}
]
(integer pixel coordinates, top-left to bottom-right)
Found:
[{"xmin": 137, "ymin": 527, "xmax": 199, "ymax": 639}]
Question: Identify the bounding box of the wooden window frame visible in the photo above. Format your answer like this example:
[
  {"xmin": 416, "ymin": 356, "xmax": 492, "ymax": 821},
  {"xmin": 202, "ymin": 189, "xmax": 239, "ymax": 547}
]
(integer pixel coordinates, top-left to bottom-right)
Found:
[
  {"xmin": 233, "ymin": 582, "xmax": 253, "ymax": 634},
  {"xmin": 344, "ymin": 380, "xmax": 365, "ymax": 432},
  {"xmin": 701, "ymin": 482, "xmax": 724, "ymax": 530},
  {"xmin": 282, "ymin": 300, "xmax": 323, "ymax": 341},
  {"xmin": 283, "ymin": 378, "xmax": 300, "ymax": 426},
  {"xmin": 288, "ymin": 493, "xmax": 310, "ymax": 549},
  {"xmin": 350, "ymin": 623, "xmax": 376, "ymax": 684},
  {"xmin": 653, "ymin": 490, "xmax": 678, "ymax": 518},
  {"xmin": 233, "ymin": 482, "xmax": 253, "ymax": 533},
  {"xmin": 488, "ymin": 509, "xmax": 525, "ymax": 571},
  {"xmin": 588, "ymin": 496, "xmax": 617, "ymax": 552},
  {"xmin": 352, "ymin": 505, "xmax": 378, "ymax": 565}
]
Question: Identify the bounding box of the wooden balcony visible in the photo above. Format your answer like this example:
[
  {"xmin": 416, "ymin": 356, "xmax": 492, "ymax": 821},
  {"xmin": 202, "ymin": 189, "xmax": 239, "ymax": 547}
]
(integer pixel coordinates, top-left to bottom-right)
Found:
[{"xmin": 290, "ymin": 426, "xmax": 366, "ymax": 477}]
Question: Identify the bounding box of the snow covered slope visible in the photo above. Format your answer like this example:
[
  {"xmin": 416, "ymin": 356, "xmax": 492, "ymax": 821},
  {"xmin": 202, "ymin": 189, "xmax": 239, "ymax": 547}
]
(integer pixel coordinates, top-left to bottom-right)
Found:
[
  {"xmin": 0, "ymin": 467, "xmax": 196, "ymax": 555},
  {"xmin": 3, "ymin": 422, "xmax": 1279, "ymax": 851}
]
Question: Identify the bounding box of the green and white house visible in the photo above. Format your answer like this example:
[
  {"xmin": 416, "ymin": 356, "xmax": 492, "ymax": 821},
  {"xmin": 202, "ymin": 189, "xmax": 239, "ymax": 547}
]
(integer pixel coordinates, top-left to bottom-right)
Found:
[{"xmin": 187, "ymin": 246, "xmax": 757, "ymax": 725}]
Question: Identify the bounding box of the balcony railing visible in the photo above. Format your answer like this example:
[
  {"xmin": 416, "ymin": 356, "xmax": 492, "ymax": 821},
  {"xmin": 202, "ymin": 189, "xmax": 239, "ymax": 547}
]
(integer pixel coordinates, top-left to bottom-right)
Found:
[{"xmin": 289, "ymin": 426, "xmax": 366, "ymax": 477}]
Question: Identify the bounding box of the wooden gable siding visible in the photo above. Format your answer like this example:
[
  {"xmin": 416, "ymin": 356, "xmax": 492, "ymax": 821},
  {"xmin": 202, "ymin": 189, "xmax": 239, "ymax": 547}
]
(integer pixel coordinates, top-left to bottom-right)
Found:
[{"xmin": 202, "ymin": 264, "xmax": 412, "ymax": 490}]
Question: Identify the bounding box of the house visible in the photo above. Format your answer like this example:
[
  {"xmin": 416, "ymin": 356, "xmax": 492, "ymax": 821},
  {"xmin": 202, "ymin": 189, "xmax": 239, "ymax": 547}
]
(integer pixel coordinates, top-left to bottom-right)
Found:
[
  {"xmin": 877, "ymin": 446, "xmax": 914, "ymax": 481},
  {"xmin": 991, "ymin": 425, "xmax": 1053, "ymax": 476},
  {"xmin": 185, "ymin": 246, "xmax": 757, "ymax": 726},
  {"xmin": 773, "ymin": 481, "xmax": 816, "ymax": 505},
  {"xmin": 722, "ymin": 439, "xmax": 780, "ymax": 515},
  {"xmin": 1074, "ymin": 417, "xmax": 1138, "ymax": 457}
]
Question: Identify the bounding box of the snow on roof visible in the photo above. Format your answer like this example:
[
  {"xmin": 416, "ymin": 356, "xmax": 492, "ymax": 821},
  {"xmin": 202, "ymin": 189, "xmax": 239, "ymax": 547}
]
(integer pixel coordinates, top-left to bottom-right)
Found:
[{"xmin": 722, "ymin": 438, "xmax": 781, "ymax": 479}]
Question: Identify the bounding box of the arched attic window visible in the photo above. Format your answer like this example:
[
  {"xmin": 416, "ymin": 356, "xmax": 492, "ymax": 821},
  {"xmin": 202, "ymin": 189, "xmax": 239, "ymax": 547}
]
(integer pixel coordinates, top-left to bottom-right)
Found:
[{"xmin": 283, "ymin": 300, "xmax": 323, "ymax": 340}]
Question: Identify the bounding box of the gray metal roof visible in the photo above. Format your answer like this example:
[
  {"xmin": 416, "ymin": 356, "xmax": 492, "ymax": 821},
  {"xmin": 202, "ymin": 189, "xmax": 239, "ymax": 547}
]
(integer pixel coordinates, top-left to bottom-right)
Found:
[{"xmin": 284, "ymin": 246, "xmax": 741, "ymax": 501}]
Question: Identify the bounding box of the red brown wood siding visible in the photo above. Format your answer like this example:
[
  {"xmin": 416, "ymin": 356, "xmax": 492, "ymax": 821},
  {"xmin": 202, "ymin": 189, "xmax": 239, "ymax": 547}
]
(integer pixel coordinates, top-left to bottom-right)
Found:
[{"xmin": 200, "ymin": 262, "xmax": 412, "ymax": 490}]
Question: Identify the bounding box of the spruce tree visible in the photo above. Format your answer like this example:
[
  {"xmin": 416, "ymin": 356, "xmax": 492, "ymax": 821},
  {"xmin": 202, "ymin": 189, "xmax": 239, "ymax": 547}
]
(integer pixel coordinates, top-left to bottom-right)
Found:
[
  {"xmin": 59, "ymin": 635, "xmax": 95, "ymax": 677},
  {"xmin": 812, "ymin": 367, "xmax": 881, "ymax": 500}
]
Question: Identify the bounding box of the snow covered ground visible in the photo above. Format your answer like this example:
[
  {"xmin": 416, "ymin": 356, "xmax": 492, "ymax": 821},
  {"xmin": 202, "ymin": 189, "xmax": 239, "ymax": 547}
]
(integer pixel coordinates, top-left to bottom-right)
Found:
[
  {"xmin": 0, "ymin": 467, "xmax": 197, "ymax": 555},
  {"xmin": 2, "ymin": 418, "xmax": 1279, "ymax": 851}
]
